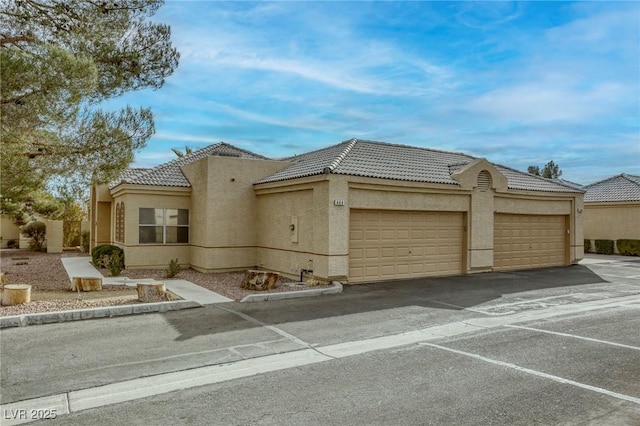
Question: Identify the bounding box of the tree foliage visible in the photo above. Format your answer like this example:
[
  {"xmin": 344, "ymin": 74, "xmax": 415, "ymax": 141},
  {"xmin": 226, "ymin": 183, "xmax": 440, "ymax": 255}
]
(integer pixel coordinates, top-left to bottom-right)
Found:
[
  {"xmin": 527, "ymin": 161, "xmax": 562, "ymax": 179},
  {"xmin": 1, "ymin": 0, "xmax": 179, "ymax": 214},
  {"xmin": 171, "ymin": 146, "xmax": 194, "ymax": 158},
  {"xmin": 22, "ymin": 220, "xmax": 46, "ymax": 251}
]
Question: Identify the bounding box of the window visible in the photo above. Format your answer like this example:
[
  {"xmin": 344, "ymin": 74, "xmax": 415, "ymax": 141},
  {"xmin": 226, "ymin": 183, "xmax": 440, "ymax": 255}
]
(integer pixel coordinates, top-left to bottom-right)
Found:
[
  {"xmin": 139, "ymin": 208, "xmax": 189, "ymax": 244},
  {"xmin": 115, "ymin": 202, "xmax": 125, "ymax": 243}
]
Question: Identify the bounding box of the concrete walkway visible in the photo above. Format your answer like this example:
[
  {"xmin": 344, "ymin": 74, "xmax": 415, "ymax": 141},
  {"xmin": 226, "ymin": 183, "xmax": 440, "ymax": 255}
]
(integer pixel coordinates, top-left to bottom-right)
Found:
[{"xmin": 60, "ymin": 257, "xmax": 232, "ymax": 304}]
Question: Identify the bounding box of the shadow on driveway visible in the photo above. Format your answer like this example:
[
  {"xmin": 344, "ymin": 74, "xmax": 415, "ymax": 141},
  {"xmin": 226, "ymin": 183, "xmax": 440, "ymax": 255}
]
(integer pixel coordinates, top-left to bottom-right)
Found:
[{"xmin": 164, "ymin": 264, "xmax": 607, "ymax": 340}]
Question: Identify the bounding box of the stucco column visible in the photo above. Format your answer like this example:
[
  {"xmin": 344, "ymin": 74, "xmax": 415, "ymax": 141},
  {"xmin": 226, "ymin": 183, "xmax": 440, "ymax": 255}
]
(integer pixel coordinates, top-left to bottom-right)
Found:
[
  {"xmin": 326, "ymin": 177, "xmax": 350, "ymax": 280},
  {"xmin": 468, "ymin": 189, "xmax": 494, "ymax": 272},
  {"xmin": 45, "ymin": 220, "xmax": 63, "ymax": 253}
]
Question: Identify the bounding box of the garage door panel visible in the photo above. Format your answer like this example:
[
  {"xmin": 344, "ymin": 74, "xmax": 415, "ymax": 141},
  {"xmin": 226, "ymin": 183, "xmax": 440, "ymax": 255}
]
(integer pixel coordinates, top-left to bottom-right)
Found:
[
  {"xmin": 349, "ymin": 209, "xmax": 463, "ymax": 283},
  {"xmin": 494, "ymin": 213, "xmax": 566, "ymax": 271}
]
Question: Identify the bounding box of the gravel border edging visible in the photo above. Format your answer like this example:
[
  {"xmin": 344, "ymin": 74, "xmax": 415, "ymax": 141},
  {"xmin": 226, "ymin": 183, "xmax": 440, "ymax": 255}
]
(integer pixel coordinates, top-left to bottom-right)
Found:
[
  {"xmin": 0, "ymin": 300, "xmax": 202, "ymax": 328},
  {"xmin": 240, "ymin": 281, "xmax": 343, "ymax": 302}
]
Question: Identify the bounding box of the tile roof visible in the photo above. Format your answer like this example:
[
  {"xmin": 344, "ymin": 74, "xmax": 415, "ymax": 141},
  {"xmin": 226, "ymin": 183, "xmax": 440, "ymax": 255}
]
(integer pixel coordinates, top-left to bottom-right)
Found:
[
  {"xmin": 256, "ymin": 139, "xmax": 583, "ymax": 193},
  {"xmin": 110, "ymin": 143, "xmax": 268, "ymax": 189},
  {"xmin": 583, "ymin": 174, "xmax": 640, "ymax": 202}
]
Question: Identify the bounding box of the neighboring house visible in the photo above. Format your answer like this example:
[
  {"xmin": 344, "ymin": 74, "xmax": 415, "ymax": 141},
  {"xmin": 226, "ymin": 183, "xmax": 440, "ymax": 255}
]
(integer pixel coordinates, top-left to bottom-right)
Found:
[
  {"xmin": 90, "ymin": 139, "xmax": 584, "ymax": 283},
  {"xmin": 583, "ymin": 174, "xmax": 640, "ymax": 248},
  {"xmin": 0, "ymin": 214, "xmax": 21, "ymax": 248}
]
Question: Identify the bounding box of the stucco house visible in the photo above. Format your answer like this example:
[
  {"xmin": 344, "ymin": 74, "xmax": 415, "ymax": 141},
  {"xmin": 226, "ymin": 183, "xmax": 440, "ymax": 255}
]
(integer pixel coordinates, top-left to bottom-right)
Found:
[
  {"xmin": 90, "ymin": 139, "xmax": 584, "ymax": 283},
  {"xmin": 583, "ymin": 174, "xmax": 640, "ymax": 247}
]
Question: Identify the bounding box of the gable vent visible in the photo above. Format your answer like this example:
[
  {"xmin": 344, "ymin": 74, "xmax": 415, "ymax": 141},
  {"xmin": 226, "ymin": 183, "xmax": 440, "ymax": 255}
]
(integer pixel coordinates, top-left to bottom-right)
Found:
[{"xmin": 477, "ymin": 170, "xmax": 492, "ymax": 191}]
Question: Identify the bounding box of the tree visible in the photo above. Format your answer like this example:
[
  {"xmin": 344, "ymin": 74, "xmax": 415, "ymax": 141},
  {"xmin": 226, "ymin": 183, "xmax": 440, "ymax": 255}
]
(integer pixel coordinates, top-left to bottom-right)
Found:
[
  {"xmin": 528, "ymin": 161, "xmax": 562, "ymax": 179},
  {"xmin": 171, "ymin": 146, "xmax": 194, "ymax": 158},
  {"xmin": 22, "ymin": 221, "xmax": 46, "ymax": 251},
  {"xmin": 0, "ymin": 0, "xmax": 179, "ymax": 215}
]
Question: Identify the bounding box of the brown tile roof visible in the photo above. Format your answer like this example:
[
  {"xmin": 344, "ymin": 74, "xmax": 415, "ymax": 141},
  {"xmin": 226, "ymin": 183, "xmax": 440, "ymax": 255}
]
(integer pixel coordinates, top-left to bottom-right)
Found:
[
  {"xmin": 256, "ymin": 139, "xmax": 583, "ymax": 193},
  {"xmin": 584, "ymin": 174, "xmax": 640, "ymax": 202},
  {"xmin": 110, "ymin": 142, "xmax": 268, "ymax": 189}
]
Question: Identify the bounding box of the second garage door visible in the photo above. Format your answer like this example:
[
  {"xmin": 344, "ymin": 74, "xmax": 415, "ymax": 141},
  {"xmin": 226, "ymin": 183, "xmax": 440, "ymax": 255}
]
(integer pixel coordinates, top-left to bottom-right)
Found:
[
  {"xmin": 349, "ymin": 210, "xmax": 464, "ymax": 283},
  {"xmin": 494, "ymin": 213, "xmax": 567, "ymax": 271}
]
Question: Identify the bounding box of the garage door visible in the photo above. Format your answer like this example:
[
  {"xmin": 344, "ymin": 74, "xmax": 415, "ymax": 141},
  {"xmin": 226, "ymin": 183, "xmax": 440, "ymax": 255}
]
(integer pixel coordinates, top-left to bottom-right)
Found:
[
  {"xmin": 349, "ymin": 210, "xmax": 464, "ymax": 283},
  {"xmin": 494, "ymin": 214, "xmax": 567, "ymax": 271}
]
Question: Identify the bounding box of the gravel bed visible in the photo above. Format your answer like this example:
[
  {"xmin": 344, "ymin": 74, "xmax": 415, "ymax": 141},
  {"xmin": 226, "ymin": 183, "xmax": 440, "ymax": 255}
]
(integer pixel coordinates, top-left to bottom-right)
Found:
[
  {"xmin": 0, "ymin": 297, "xmax": 140, "ymax": 317},
  {"xmin": 0, "ymin": 249, "xmax": 331, "ymax": 316}
]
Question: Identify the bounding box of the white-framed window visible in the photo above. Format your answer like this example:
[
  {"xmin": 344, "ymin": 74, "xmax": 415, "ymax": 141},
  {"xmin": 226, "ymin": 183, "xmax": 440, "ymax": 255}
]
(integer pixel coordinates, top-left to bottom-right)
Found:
[{"xmin": 139, "ymin": 208, "xmax": 189, "ymax": 244}]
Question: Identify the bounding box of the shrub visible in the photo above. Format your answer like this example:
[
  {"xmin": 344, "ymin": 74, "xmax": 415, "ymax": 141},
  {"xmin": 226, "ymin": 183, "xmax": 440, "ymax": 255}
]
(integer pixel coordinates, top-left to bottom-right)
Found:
[
  {"xmin": 81, "ymin": 231, "xmax": 90, "ymax": 253},
  {"xmin": 106, "ymin": 252, "xmax": 124, "ymax": 276},
  {"xmin": 165, "ymin": 258, "xmax": 181, "ymax": 278},
  {"xmin": 91, "ymin": 245, "xmax": 124, "ymax": 268},
  {"xmin": 6, "ymin": 239, "xmax": 18, "ymax": 249},
  {"xmin": 617, "ymin": 239, "xmax": 640, "ymax": 256},
  {"xmin": 22, "ymin": 221, "xmax": 46, "ymax": 251},
  {"xmin": 584, "ymin": 239, "xmax": 591, "ymax": 253},
  {"xmin": 594, "ymin": 239, "xmax": 614, "ymax": 255}
]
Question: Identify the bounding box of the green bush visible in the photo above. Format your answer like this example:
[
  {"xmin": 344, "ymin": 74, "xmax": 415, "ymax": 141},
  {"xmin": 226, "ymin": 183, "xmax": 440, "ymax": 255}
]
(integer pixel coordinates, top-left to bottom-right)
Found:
[
  {"xmin": 594, "ymin": 239, "xmax": 614, "ymax": 255},
  {"xmin": 105, "ymin": 252, "xmax": 124, "ymax": 276},
  {"xmin": 165, "ymin": 258, "xmax": 181, "ymax": 278},
  {"xmin": 617, "ymin": 239, "xmax": 640, "ymax": 256},
  {"xmin": 22, "ymin": 221, "xmax": 46, "ymax": 251},
  {"xmin": 91, "ymin": 245, "xmax": 124, "ymax": 268},
  {"xmin": 6, "ymin": 239, "xmax": 18, "ymax": 249},
  {"xmin": 584, "ymin": 239, "xmax": 591, "ymax": 253},
  {"xmin": 81, "ymin": 231, "xmax": 90, "ymax": 253}
]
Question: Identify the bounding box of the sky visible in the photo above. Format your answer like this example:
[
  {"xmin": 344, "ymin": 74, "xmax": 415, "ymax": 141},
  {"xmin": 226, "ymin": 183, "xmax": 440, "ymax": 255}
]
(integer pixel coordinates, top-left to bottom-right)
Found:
[{"xmin": 105, "ymin": 1, "xmax": 639, "ymax": 185}]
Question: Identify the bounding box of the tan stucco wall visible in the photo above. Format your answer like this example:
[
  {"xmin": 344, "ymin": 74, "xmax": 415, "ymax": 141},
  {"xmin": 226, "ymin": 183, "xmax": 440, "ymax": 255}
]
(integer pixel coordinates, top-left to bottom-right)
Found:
[
  {"xmin": 110, "ymin": 185, "xmax": 192, "ymax": 268},
  {"xmin": 0, "ymin": 215, "xmax": 21, "ymax": 248},
  {"xmin": 584, "ymin": 202, "xmax": 640, "ymax": 241},
  {"xmin": 45, "ymin": 220, "xmax": 63, "ymax": 253},
  {"xmin": 182, "ymin": 156, "xmax": 291, "ymax": 272},
  {"xmin": 255, "ymin": 171, "xmax": 584, "ymax": 282},
  {"xmin": 256, "ymin": 183, "xmax": 319, "ymax": 279}
]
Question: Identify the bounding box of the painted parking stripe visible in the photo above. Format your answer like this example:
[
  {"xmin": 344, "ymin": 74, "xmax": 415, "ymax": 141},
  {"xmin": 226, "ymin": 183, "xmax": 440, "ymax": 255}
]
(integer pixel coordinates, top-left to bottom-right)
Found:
[
  {"xmin": 421, "ymin": 342, "xmax": 640, "ymax": 406},
  {"xmin": 505, "ymin": 325, "xmax": 640, "ymax": 351}
]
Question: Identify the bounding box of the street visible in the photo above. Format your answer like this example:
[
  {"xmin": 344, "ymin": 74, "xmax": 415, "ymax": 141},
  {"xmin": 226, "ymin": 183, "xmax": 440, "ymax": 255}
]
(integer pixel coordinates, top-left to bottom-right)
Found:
[{"xmin": 1, "ymin": 256, "xmax": 639, "ymax": 425}]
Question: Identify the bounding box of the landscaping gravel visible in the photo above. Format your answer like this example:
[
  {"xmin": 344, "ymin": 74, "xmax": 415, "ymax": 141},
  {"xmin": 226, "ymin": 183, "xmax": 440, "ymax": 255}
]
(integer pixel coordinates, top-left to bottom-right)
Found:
[{"xmin": 1, "ymin": 249, "xmax": 331, "ymax": 316}]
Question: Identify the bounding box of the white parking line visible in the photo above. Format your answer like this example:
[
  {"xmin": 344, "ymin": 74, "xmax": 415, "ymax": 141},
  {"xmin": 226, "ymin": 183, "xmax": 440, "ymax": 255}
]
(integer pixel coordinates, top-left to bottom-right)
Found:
[
  {"xmin": 421, "ymin": 342, "xmax": 640, "ymax": 406},
  {"xmin": 505, "ymin": 325, "xmax": 640, "ymax": 351}
]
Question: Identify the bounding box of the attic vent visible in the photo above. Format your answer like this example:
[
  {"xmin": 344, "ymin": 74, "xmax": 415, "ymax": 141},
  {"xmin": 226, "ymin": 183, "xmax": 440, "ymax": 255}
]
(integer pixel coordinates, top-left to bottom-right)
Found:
[
  {"xmin": 216, "ymin": 152, "xmax": 241, "ymax": 158},
  {"xmin": 477, "ymin": 170, "xmax": 492, "ymax": 191}
]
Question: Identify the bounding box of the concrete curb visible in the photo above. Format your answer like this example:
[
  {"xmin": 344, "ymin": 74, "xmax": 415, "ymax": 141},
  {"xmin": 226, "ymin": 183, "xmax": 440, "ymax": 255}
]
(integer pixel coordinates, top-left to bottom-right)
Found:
[
  {"xmin": 240, "ymin": 281, "xmax": 343, "ymax": 303},
  {"xmin": 0, "ymin": 300, "xmax": 202, "ymax": 329}
]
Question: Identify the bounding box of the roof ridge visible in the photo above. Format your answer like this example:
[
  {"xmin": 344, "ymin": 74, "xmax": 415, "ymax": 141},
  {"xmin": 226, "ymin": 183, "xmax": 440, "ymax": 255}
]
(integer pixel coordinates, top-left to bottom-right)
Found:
[
  {"xmin": 621, "ymin": 173, "xmax": 640, "ymax": 186},
  {"xmin": 323, "ymin": 138, "xmax": 358, "ymax": 173},
  {"xmin": 584, "ymin": 173, "xmax": 628, "ymax": 188}
]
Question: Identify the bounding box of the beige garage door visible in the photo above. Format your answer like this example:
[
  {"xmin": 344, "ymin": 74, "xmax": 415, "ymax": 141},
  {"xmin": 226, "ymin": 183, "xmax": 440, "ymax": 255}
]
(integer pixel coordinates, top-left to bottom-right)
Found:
[
  {"xmin": 494, "ymin": 214, "xmax": 567, "ymax": 271},
  {"xmin": 349, "ymin": 210, "xmax": 464, "ymax": 283}
]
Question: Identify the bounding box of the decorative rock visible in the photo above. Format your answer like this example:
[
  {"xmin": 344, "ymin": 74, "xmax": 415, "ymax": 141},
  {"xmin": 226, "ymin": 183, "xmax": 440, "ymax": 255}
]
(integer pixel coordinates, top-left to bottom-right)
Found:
[
  {"xmin": 71, "ymin": 277, "xmax": 103, "ymax": 292},
  {"xmin": 241, "ymin": 270, "xmax": 280, "ymax": 291},
  {"xmin": 2, "ymin": 284, "xmax": 31, "ymax": 306},
  {"xmin": 137, "ymin": 282, "xmax": 167, "ymax": 302}
]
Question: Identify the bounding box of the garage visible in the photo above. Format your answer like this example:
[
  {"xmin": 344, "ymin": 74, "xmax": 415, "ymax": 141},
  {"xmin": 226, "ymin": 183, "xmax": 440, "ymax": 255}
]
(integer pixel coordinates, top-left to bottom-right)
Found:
[
  {"xmin": 494, "ymin": 214, "xmax": 567, "ymax": 271},
  {"xmin": 349, "ymin": 209, "xmax": 464, "ymax": 283}
]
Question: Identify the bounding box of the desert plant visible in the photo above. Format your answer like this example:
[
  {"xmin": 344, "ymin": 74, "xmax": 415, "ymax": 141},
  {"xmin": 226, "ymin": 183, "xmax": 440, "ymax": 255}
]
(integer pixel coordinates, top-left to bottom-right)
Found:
[
  {"xmin": 584, "ymin": 239, "xmax": 591, "ymax": 253},
  {"xmin": 594, "ymin": 239, "xmax": 614, "ymax": 255},
  {"xmin": 105, "ymin": 252, "xmax": 124, "ymax": 276},
  {"xmin": 91, "ymin": 245, "xmax": 124, "ymax": 268},
  {"xmin": 22, "ymin": 221, "xmax": 46, "ymax": 251},
  {"xmin": 81, "ymin": 231, "xmax": 90, "ymax": 253},
  {"xmin": 165, "ymin": 258, "xmax": 181, "ymax": 278},
  {"xmin": 616, "ymin": 239, "xmax": 640, "ymax": 256}
]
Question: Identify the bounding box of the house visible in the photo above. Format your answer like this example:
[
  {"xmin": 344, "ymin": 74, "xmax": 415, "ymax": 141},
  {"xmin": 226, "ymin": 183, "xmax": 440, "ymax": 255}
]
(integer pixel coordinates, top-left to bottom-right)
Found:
[
  {"xmin": 90, "ymin": 139, "xmax": 584, "ymax": 283},
  {"xmin": 583, "ymin": 174, "xmax": 640, "ymax": 249}
]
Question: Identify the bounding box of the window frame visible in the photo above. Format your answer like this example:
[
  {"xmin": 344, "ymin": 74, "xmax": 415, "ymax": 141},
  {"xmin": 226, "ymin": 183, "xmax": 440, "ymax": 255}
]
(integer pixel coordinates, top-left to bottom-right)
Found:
[{"xmin": 138, "ymin": 208, "xmax": 189, "ymax": 245}]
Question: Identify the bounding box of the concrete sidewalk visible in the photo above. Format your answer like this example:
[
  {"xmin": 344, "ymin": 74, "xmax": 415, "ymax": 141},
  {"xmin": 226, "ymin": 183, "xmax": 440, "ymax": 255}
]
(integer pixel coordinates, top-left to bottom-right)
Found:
[{"xmin": 60, "ymin": 257, "xmax": 233, "ymax": 304}]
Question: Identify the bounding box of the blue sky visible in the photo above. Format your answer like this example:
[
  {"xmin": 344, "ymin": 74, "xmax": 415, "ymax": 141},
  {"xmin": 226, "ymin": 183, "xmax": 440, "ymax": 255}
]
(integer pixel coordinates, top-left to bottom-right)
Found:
[{"xmin": 106, "ymin": 1, "xmax": 639, "ymax": 184}]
